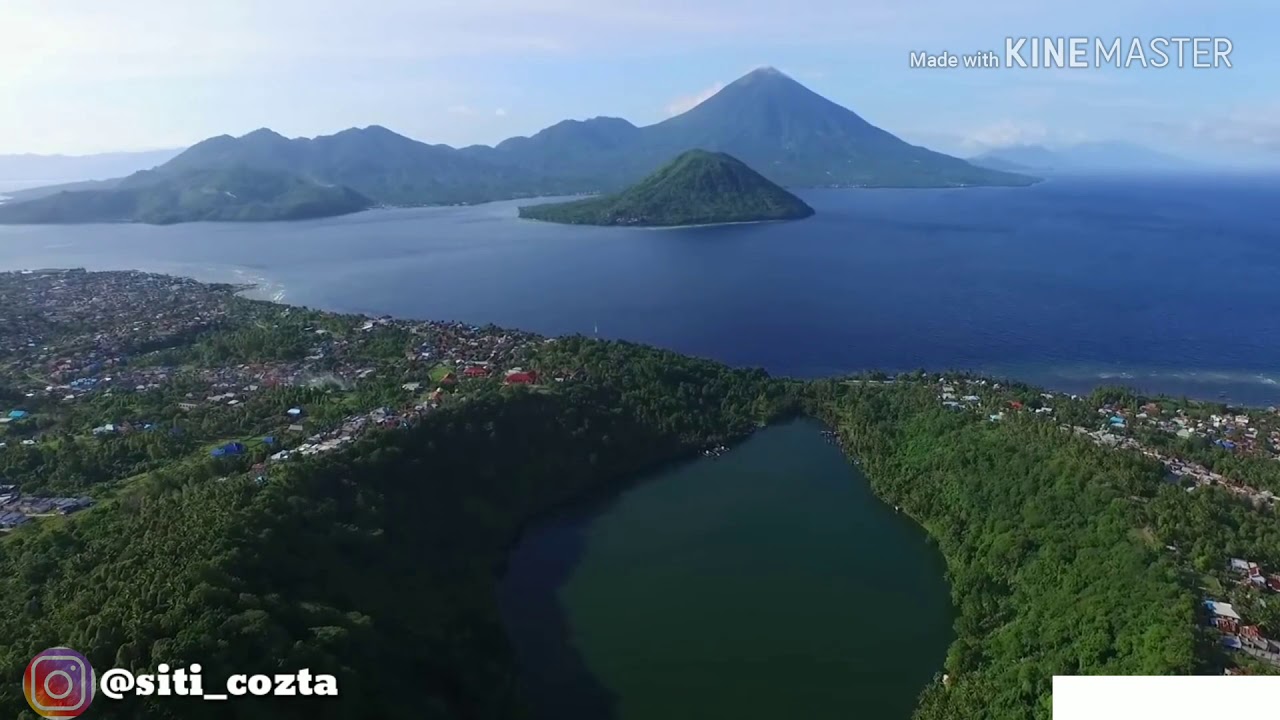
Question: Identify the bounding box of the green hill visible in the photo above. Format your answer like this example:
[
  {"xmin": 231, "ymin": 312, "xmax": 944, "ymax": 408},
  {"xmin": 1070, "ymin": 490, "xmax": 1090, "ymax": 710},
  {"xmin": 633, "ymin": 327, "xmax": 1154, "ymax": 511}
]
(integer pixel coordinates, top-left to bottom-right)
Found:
[
  {"xmin": 0, "ymin": 166, "xmax": 371, "ymax": 225},
  {"xmin": 518, "ymin": 150, "xmax": 815, "ymax": 227}
]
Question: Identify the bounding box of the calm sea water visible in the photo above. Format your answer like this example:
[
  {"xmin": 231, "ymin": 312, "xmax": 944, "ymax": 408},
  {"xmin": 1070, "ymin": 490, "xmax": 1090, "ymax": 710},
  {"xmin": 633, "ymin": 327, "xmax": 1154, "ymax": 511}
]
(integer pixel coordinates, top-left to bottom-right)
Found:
[
  {"xmin": 0, "ymin": 173, "xmax": 1276, "ymax": 403},
  {"xmin": 499, "ymin": 420, "xmax": 953, "ymax": 720}
]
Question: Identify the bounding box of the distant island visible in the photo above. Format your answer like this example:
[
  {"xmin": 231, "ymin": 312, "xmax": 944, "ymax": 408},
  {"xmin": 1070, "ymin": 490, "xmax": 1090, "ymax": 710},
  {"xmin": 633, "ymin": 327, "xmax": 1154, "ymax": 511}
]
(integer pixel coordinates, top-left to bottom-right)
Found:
[
  {"xmin": 518, "ymin": 149, "xmax": 814, "ymax": 227},
  {"xmin": 0, "ymin": 67, "xmax": 1036, "ymax": 225},
  {"xmin": 968, "ymin": 142, "xmax": 1197, "ymax": 175}
]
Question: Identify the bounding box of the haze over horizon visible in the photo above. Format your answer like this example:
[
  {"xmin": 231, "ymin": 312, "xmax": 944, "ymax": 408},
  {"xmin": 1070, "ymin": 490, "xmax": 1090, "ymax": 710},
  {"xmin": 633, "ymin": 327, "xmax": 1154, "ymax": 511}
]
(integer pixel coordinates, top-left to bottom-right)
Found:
[{"xmin": 3, "ymin": 0, "xmax": 1277, "ymax": 168}]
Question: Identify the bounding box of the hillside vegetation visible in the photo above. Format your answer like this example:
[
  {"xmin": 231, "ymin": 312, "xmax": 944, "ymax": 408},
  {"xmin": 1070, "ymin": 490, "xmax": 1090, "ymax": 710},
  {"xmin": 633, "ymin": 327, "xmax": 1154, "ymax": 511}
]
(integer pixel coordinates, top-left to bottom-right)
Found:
[
  {"xmin": 518, "ymin": 149, "xmax": 814, "ymax": 226},
  {"xmin": 0, "ymin": 166, "xmax": 370, "ymax": 225}
]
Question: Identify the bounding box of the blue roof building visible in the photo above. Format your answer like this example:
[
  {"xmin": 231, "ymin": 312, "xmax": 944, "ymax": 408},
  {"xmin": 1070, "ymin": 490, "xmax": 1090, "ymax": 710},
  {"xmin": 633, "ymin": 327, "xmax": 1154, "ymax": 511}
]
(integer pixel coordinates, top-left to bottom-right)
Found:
[
  {"xmin": 211, "ymin": 442, "xmax": 247, "ymax": 458},
  {"xmin": 7, "ymin": 410, "xmax": 28, "ymax": 420}
]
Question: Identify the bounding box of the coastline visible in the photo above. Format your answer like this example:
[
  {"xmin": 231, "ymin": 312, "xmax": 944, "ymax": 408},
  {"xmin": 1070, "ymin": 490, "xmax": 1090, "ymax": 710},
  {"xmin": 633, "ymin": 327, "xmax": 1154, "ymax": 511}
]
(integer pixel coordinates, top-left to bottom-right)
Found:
[
  {"xmin": 517, "ymin": 215, "xmax": 802, "ymax": 230},
  {"xmin": 636, "ymin": 218, "xmax": 788, "ymax": 230}
]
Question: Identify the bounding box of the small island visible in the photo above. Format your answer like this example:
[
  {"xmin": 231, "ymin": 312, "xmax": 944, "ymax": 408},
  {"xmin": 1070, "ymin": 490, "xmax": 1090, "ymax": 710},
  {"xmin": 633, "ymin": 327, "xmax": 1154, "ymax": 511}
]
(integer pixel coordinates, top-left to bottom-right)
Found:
[{"xmin": 517, "ymin": 149, "xmax": 815, "ymax": 227}]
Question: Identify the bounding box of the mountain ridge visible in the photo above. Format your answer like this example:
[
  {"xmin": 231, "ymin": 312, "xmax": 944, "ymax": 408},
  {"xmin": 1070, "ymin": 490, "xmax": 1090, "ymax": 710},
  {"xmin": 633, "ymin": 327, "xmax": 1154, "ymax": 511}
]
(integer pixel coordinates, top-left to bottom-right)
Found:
[
  {"xmin": 0, "ymin": 67, "xmax": 1036, "ymax": 223},
  {"xmin": 0, "ymin": 166, "xmax": 371, "ymax": 225}
]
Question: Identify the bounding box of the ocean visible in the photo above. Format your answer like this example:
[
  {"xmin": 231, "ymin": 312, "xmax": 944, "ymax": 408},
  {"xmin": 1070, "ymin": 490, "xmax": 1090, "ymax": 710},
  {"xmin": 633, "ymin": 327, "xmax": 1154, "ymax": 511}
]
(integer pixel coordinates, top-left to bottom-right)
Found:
[{"xmin": 0, "ymin": 172, "xmax": 1276, "ymax": 403}]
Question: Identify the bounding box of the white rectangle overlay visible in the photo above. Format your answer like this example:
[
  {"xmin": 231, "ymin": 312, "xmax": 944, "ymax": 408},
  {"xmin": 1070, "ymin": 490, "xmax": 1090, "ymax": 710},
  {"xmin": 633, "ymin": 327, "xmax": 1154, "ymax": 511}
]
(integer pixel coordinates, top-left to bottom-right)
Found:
[{"xmin": 1054, "ymin": 676, "xmax": 1280, "ymax": 719}]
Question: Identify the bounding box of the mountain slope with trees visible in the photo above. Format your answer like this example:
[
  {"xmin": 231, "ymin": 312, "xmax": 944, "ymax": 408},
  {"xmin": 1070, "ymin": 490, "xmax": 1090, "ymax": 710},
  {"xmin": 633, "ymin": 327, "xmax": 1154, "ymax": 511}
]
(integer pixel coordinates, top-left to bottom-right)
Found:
[
  {"xmin": 518, "ymin": 149, "xmax": 814, "ymax": 226},
  {"xmin": 0, "ymin": 166, "xmax": 371, "ymax": 224}
]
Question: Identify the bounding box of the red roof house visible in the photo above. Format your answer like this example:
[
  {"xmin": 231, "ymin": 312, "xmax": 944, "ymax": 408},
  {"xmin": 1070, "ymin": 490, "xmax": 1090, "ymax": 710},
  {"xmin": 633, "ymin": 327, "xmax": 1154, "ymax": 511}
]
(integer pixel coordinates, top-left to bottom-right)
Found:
[
  {"xmin": 463, "ymin": 366, "xmax": 489, "ymax": 378},
  {"xmin": 504, "ymin": 371, "xmax": 538, "ymax": 385}
]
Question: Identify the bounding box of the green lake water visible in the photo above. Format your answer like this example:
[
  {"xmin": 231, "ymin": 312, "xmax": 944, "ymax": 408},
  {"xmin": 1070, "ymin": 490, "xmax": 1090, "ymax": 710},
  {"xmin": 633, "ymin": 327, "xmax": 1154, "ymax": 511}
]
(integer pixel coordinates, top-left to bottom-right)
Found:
[{"xmin": 498, "ymin": 419, "xmax": 953, "ymax": 720}]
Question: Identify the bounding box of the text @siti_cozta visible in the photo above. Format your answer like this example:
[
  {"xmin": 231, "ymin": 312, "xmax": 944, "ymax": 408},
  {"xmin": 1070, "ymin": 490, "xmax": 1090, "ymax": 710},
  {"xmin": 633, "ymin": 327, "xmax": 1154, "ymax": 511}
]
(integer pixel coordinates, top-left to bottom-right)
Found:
[{"xmin": 23, "ymin": 647, "xmax": 339, "ymax": 718}]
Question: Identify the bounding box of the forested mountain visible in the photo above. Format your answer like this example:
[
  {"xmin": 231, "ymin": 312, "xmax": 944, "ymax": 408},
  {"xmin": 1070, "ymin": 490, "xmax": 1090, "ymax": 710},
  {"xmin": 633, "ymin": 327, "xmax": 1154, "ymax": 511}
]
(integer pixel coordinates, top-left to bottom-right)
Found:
[
  {"xmin": 162, "ymin": 126, "xmax": 565, "ymax": 206},
  {"xmin": 518, "ymin": 149, "xmax": 814, "ymax": 226},
  {"xmin": 482, "ymin": 68, "xmax": 1035, "ymax": 190},
  {"xmin": 0, "ymin": 166, "xmax": 371, "ymax": 224},
  {"xmin": 637, "ymin": 68, "xmax": 1031, "ymax": 188}
]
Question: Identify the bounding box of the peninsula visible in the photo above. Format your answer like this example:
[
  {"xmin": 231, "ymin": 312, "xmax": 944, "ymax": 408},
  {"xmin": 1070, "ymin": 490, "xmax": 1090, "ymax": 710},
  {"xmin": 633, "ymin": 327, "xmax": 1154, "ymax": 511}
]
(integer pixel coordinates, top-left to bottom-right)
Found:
[{"xmin": 517, "ymin": 149, "xmax": 815, "ymax": 226}]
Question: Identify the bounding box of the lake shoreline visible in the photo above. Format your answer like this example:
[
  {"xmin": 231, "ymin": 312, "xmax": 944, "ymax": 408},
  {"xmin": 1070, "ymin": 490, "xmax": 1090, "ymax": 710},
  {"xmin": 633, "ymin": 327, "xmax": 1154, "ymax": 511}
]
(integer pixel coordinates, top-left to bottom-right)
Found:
[{"xmin": 499, "ymin": 418, "xmax": 954, "ymax": 720}]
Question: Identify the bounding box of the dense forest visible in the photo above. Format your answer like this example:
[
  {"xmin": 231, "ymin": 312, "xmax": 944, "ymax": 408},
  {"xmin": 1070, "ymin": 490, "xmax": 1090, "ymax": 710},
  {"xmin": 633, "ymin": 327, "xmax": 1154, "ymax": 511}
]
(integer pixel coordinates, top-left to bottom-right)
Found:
[
  {"xmin": 0, "ymin": 337, "xmax": 794, "ymax": 719},
  {"xmin": 806, "ymin": 378, "xmax": 1280, "ymax": 719}
]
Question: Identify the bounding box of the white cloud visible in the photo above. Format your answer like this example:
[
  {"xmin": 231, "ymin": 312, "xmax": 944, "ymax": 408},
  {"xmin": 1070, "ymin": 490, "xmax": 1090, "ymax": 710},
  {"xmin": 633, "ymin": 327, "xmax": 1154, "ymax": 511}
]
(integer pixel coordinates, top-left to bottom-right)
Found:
[
  {"xmin": 447, "ymin": 105, "xmax": 475, "ymax": 115},
  {"xmin": 495, "ymin": 108, "xmax": 508, "ymax": 117},
  {"xmin": 664, "ymin": 82, "xmax": 724, "ymax": 116}
]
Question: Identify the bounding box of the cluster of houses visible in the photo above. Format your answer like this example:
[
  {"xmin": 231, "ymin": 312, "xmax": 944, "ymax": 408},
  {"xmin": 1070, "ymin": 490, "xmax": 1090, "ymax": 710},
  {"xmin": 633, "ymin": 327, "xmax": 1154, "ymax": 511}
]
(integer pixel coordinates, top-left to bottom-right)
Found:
[
  {"xmin": 257, "ymin": 367, "xmax": 553, "ymax": 467},
  {"xmin": 269, "ymin": 404, "xmax": 417, "ymax": 462},
  {"xmin": 1074, "ymin": 419, "xmax": 1278, "ymax": 509},
  {"xmin": 1096, "ymin": 400, "xmax": 1280, "ymax": 459},
  {"xmin": 934, "ymin": 377, "xmax": 1069, "ymax": 422},
  {"xmin": 1205, "ymin": 558, "xmax": 1280, "ymax": 669},
  {"xmin": 0, "ymin": 269, "xmax": 233, "ymax": 387},
  {"xmin": 0, "ymin": 270, "xmax": 585, "ymax": 530},
  {"xmin": 1, "ymin": 267, "xmax": 558, "ymax": 441},
  {"xmin": 926, "ymin": 377, "xmax": 1280, "ymax": 510},
  {"xmin": 0, "ymin": 484, "xmax": 94, "ymax": 531}
]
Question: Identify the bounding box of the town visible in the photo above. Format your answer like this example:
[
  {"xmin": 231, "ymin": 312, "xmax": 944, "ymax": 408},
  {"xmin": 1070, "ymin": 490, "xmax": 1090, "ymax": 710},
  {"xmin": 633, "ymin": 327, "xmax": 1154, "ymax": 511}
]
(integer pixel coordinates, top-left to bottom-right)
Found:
[
  {"xmin": 921, "ymin": 374, "xmax": 1280, "ymax": 506},
  {"xmin": 0, "ymin": 269, "xmax": 576, "ymax": 529}
]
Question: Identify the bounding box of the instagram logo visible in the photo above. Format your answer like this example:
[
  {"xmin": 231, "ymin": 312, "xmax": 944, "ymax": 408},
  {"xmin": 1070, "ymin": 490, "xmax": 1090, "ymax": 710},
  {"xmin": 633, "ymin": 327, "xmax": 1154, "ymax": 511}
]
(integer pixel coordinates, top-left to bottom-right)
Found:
[{"xmin": 23, "ymin": 648, "xmax": 95, "ymax": 717}]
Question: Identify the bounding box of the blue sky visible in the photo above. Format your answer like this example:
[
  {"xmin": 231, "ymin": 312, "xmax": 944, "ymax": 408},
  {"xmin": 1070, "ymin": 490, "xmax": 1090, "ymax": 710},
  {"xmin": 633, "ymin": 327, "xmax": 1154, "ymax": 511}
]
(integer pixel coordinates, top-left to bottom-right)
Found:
[{"xmin": 3, "ymin": 0, "xmax": 1276, "ymax": 165}]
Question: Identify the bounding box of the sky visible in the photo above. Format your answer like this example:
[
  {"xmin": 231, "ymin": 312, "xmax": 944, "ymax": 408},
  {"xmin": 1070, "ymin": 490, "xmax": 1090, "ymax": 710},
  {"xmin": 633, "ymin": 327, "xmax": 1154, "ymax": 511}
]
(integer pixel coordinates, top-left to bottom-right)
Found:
[{"xmin": 2, "ymin": 0, "xmax": 1277, "ymax": 166}]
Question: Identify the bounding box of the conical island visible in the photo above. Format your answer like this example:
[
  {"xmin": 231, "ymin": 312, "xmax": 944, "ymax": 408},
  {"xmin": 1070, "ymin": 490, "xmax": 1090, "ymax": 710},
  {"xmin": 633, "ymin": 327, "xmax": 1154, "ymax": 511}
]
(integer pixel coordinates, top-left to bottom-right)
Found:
[{"xmin": 517, "ymin": 149, "xmax": 815, "ymax": 227}]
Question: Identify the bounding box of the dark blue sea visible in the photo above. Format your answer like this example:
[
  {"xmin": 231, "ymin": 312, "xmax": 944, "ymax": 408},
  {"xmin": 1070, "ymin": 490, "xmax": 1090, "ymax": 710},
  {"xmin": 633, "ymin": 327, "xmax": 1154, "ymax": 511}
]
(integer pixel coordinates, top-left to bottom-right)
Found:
[{"xmin": 1, "ymin": 173, "xmax": 1277, "ymax": 404}]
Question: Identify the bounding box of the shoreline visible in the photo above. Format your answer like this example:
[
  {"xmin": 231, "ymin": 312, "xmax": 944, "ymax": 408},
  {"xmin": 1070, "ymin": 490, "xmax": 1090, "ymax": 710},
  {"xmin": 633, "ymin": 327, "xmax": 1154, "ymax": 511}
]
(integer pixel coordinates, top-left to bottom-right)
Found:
[
  {"xmin": 517, "ymin": 215, "xmax": 802, "ymax": 230},
  {"xmin": 3, "ymin": 266, "xmax": 1277, "ymax": 407},
  {"xmin": 637, "ymin": 218, "xmax": 785, "ymax": 230}
]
